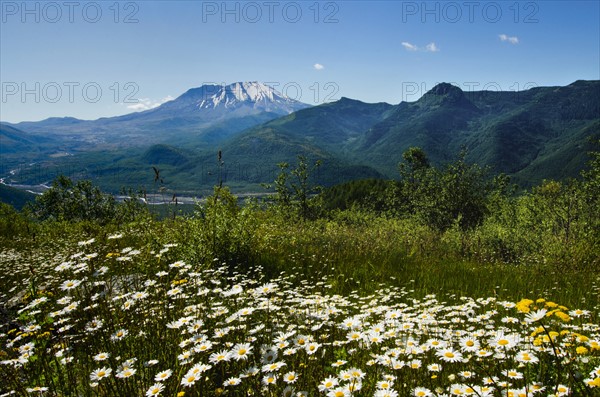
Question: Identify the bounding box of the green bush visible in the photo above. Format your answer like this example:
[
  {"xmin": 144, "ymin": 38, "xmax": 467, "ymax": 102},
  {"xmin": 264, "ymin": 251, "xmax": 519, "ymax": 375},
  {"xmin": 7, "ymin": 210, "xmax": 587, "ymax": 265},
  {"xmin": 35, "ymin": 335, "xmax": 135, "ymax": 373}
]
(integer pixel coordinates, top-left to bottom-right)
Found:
[
  {"xmin": 392, "ymin": 148, "xmax": 498, "ymax": 231},
  {"xmin": 0, "ymin": 202, "xmax": 31, "ymax": 238},
  {"xmin": 187, "ymin": 186, "xmax": 259, "ymax": 265},
  {"xmin": 28, "ymin": 175, "xmax": 117, "ymax": 224},
  {"xmin": 266, "ymin": 155, "xmax": 323, "ymax": 220}
]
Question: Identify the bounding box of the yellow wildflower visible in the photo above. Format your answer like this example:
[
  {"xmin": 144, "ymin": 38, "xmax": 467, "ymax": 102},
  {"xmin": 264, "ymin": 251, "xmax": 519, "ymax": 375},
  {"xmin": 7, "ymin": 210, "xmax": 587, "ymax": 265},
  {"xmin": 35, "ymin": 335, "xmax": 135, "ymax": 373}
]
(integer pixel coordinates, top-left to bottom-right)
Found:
[
  {"xmin": 576, "ymin": 346, "xmax": 588, "ymax": 355},
  {"xmin": 574, "ymin": 333, "xmax": 589, "ymax": 343},
  {"xmin": 516, "ymin": 299, "xmax": 534, "ymax": 313},
  {"xmin": 585, "ymin": 377, "xmax": 600, "ymax": 387},
  {"xmin": 554, "ymin": 311, "xmax": 571, "ymax": 322},
  {"xmin": 530, "ymin": 327, "xmax": 545, "ymax": 337}
]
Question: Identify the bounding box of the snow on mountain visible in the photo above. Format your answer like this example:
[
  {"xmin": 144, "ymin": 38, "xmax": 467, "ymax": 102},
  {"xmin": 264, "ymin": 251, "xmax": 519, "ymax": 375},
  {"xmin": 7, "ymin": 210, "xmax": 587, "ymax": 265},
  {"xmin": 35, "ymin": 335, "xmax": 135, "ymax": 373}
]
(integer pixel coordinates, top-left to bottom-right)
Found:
[
  {"xmin": 7, "ymin": 82, "xmax": 312, "ymax": 146},
  {"xmin": 194, "ymin": 82, "xmax": 306, "ymax": 113}
]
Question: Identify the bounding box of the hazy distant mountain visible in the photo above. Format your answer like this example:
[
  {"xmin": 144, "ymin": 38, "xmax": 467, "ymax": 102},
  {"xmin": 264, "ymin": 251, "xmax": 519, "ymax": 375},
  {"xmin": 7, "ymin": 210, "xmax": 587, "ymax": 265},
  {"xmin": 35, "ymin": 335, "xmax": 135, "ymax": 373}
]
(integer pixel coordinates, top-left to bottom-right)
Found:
[
  {"xmin": 4, "ymin": 82, "xmax": 310, "ymax": 151},
  {"xmin": 1, "ymin": 123, "xmax": 42, "ymax": 154},
  {"xmin": 0, "ymin": 122, "xmax": 63, "ymax": 167}
]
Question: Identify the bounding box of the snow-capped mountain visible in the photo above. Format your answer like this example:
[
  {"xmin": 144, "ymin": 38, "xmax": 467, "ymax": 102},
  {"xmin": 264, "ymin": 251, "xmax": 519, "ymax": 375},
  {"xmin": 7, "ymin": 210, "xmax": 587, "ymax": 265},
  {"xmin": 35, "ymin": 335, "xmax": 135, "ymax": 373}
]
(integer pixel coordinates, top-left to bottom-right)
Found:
[
  {"xmin": 7, "ymin": 82, "xmax": 311, "ymax": 149},
  {"xmin": 199, "ymin": 82, "xmax": 297, "ymax": 110},
  {"xmin": 167, "ymin": 81, "xmax": 308, "ymax": 114}
]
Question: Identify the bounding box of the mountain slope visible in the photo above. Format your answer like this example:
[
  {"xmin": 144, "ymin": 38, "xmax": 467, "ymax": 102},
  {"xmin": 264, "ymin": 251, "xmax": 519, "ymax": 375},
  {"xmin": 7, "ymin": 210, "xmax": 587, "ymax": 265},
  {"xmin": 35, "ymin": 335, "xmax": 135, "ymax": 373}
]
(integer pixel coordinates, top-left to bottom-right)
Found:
[
  {"xmin": 202, "ymin": 98, "xmax": 393, "ymax": 186},
  {"xmin": 6, "ymin": 82, "xmax": 310, "ymax": 150},
  {"xmin": 220, "ymin": 80, "xmax": 599, "ymax": 187},
  {"xmin": 236, "ymin": 97, "xmax": 393, "ymax": 152},
  {"xmin": 0, "ymin": 123, "xmax": 56, "ymax": 154},
  {"xmin": 0, "ymin": 184, "xmax": 36, "ymax": 210},
  {"xmin": 353, "ymin": 81, "xmax": 599, "ymax": 183},
  {"xmin": 358, "ymin": 83, "xmax": 482, "ymax": 168}
]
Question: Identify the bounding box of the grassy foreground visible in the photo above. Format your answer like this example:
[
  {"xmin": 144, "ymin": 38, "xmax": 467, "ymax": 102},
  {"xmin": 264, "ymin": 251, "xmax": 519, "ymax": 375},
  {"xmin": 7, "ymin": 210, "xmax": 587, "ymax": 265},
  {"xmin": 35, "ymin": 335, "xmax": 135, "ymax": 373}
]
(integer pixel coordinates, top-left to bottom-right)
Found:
[
  {"xmin": 1, "ymin": 147, "xmax": 599, "ymax": 396},
  {"xmin": 0, "ymin": 207, "xmax": 599, "ymax": 396}
]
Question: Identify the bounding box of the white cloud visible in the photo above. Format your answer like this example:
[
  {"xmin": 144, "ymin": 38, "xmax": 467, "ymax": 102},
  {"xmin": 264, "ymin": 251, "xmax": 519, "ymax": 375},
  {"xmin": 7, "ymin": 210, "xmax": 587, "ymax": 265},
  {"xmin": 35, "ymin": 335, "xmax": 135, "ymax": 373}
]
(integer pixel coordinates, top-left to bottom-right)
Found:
[
  {"xmin": 126, "ymin": 103, "xmax": 149, "ymax": 111},
  {"xmin": 499, "ymin": 34, "xmax": 519, "ymax": 44},
  {"xmin": 313, "ymin": 63, "xmax": 325, "ymax": 70},
  {"xmin": 126, "ymin": 95, "xmax": 174, "ymax": 111},
  {"xmin": 401, "ymin": 41, "xmax": 418, "ymax": 51},
  {"xmin": 402, "ymin": 41, "xmax": 439, "ymax": 52},
  {"xmin": 425, "ymin": 42, "xmax": 439, "ymax": 52}
]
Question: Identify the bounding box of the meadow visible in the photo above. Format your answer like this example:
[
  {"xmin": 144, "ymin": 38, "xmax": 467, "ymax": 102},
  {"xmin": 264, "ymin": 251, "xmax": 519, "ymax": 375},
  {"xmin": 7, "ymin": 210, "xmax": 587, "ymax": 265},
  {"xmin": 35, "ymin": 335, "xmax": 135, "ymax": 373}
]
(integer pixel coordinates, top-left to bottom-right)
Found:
[{"xmin": 1, "ymin": 149, "xmax": 599, "ymax": 396}]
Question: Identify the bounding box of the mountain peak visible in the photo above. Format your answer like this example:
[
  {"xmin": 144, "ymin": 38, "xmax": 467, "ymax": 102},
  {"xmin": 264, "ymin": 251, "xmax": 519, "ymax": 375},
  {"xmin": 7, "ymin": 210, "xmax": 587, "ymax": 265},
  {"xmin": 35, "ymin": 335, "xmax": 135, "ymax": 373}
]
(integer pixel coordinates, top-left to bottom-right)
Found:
[
  {"xmin": 209, "ymin": 81, "xmax": 281, "ymax": 106},
  {"xmin": 428, "ymin": 83, "xmax": 464, "ymax": 96},
  {"xmin": 161, "ymin": 82, "xmax": 310, "ymax": 115},
  {"xmin": 336, "ymin": 97, "xmax": 364, "ymax": 104},
  {"xmin": 198, "ymin": 82, "xmax": 305, "ymax": 112},
  {"xmin": 418, "ymin": 82, "xmax": 472, "ymax": 108}
]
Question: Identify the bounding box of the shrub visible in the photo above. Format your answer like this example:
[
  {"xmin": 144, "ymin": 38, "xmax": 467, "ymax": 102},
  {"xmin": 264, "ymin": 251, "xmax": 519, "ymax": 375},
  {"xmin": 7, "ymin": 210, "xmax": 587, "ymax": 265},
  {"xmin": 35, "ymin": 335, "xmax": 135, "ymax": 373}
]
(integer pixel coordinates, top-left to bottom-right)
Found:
[{"xmin": 28, "ymin": 176, "xmax": 117, "ymax": 224}]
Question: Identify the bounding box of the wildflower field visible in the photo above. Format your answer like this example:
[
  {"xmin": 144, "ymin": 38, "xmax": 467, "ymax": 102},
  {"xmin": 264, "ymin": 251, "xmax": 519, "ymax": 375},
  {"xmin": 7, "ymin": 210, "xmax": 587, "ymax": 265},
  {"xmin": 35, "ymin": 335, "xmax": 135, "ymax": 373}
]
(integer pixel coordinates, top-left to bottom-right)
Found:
[
  {"xmin": 1, "ymin": 150, "xmax": 600, "ymax": 396},
  {"xmin": 1, "ymin": 225, "xmax": 599, "ymax": 397}
]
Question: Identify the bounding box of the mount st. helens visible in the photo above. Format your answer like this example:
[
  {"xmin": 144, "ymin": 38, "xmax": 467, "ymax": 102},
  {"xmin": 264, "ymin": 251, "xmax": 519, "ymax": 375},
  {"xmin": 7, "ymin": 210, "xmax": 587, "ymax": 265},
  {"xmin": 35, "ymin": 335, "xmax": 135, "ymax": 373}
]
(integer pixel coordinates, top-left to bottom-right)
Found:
[
  {"xmin": 1, "ymin": 82, "xmax": 309, "ymax": 154},
  {"xmin": 1, "ymin": 80, "xmax": 598, "ymax": 194}
]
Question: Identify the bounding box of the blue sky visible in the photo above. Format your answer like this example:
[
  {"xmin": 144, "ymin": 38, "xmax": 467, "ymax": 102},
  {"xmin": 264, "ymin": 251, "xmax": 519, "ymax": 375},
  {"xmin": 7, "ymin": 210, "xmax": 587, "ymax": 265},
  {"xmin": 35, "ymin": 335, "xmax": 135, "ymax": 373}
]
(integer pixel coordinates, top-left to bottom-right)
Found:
[{"xmin": 1, "ymin": 0, "xmax": 599, "ymax": 122}]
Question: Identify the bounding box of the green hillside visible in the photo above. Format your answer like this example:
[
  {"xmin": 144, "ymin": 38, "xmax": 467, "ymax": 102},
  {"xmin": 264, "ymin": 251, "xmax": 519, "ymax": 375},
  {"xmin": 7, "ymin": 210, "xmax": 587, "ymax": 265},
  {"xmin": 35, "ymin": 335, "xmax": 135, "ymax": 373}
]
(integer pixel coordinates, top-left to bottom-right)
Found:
[
  {"xmin": 0, "ymin": 184, "xmax": 36, "ymax": 210},
  {"xmin": 357, "ymin": 81, "xmax": 600, "ymax": 184}
]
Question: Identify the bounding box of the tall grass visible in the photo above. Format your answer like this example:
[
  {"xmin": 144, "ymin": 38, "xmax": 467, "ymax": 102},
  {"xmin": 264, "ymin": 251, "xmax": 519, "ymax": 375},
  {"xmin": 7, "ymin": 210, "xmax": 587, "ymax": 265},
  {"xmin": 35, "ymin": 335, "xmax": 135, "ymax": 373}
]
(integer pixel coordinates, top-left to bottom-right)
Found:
[
  {"xmin": 1, "ymin": 198, "xmax": 599, "ymax": 396},
  {"xmin": 1, "ymin": 233, "xmax": 599, "ymax": 396}
]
